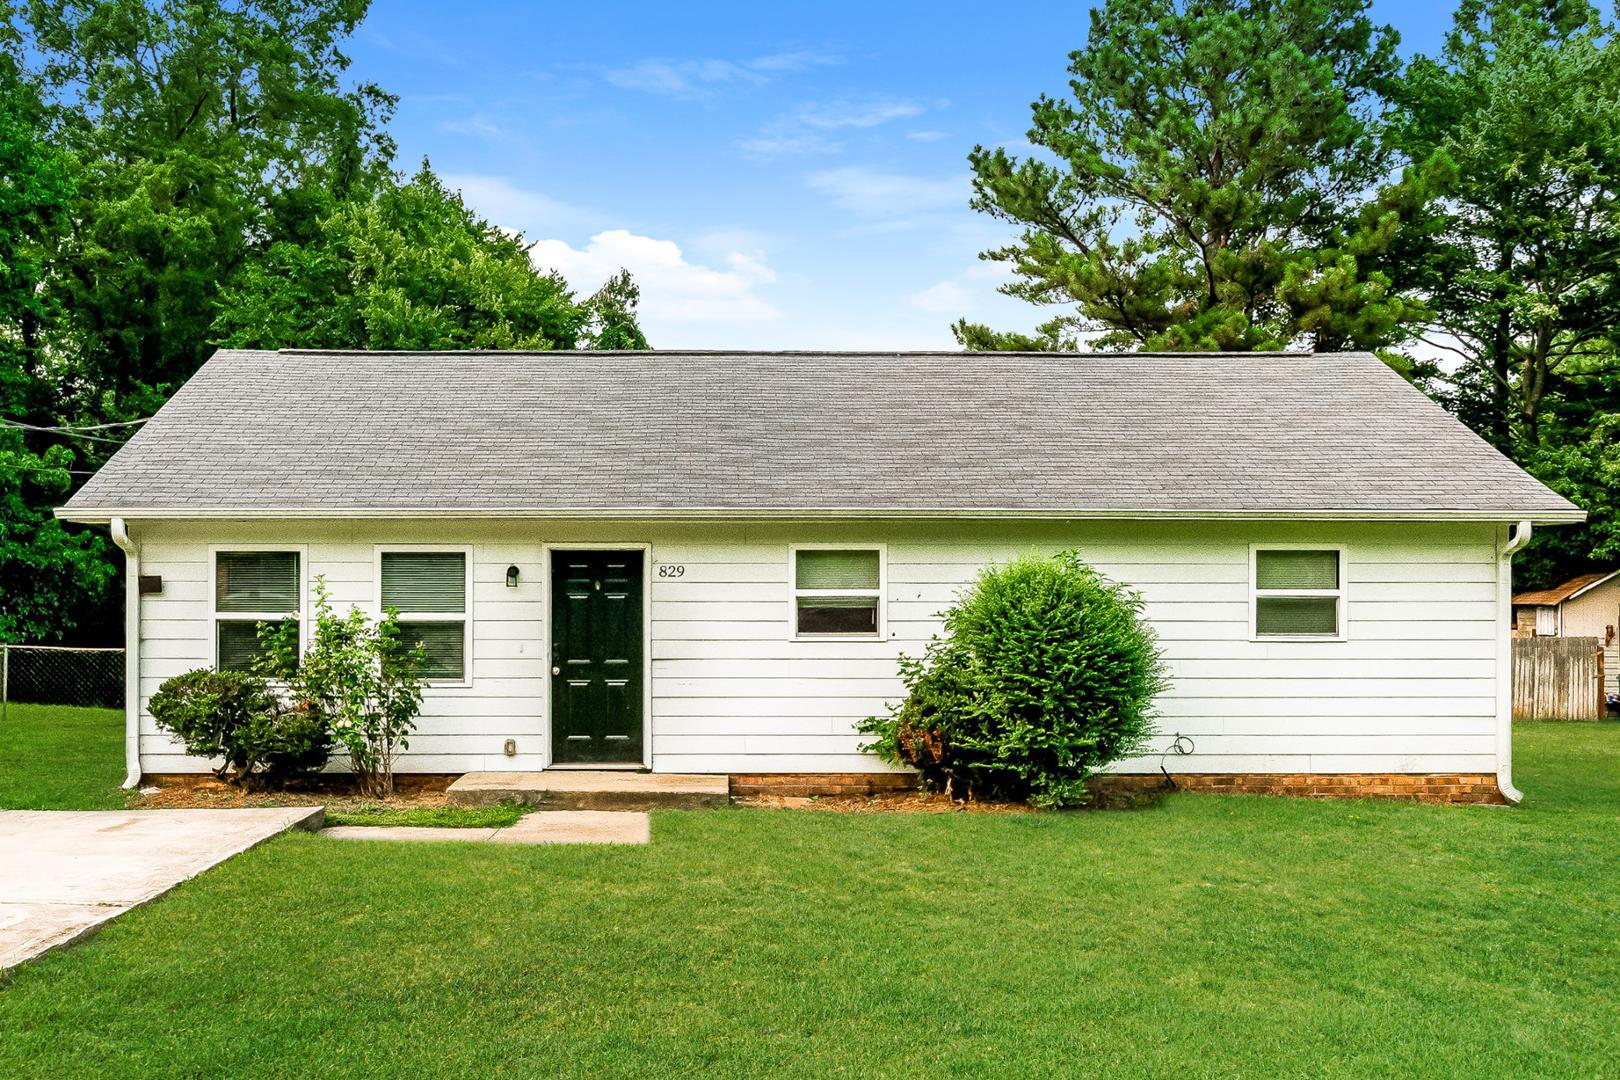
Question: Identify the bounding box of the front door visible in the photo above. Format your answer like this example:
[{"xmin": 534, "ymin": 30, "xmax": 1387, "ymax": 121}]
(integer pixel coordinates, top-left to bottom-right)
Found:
[{"xmin": 550, "ymin": 550, "xmax": 644, "ymax": 764}]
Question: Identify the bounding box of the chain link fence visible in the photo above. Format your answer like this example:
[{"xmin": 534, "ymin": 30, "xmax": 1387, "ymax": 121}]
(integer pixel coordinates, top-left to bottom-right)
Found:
[{"xmin": 0, "ymin": 645, "xmax": 125, "ymax": 721}]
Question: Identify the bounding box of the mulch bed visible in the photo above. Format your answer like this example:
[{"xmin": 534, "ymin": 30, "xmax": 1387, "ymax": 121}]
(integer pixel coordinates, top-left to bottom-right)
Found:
[
  {"xmin": 132, "ymin": 774, "xmax": 453, "ymax": 812},
  {"xmin": 734, "ymin": 791, "xmax": 1038, "ymax": 813},
  {"xmin": 134, "ymin": 776, "xmax": 1162, "ymax": 814}
]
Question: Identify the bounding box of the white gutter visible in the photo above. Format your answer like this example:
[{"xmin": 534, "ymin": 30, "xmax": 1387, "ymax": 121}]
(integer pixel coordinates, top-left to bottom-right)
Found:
[
  {"xmin": 109, "ymin": 518, "xmax": 142, "ymax": 790},
  {"xmin": 1496, "ymin": 520, "xmax": 1533, "ymax": 804},
  {"xmin": 55, "ymin": 505, "xmax": 1590, "ymax": 525},
  {"xmin": 1503, "ymin": 519, "xmax": 1533, "ymax": 557}
]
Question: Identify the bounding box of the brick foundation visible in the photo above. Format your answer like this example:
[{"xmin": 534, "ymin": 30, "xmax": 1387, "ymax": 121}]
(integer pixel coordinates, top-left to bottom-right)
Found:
[
  {"xmin": 729, "ymin": 773, "xmax": 919, "ymax": 798},
  {"xmin": 1090, "ymin": 773, "xmax": 1508, "ymax": 805},
  {"xmin": 729, "ymin": 772, "xmax": 1506, "ymax": 804}
]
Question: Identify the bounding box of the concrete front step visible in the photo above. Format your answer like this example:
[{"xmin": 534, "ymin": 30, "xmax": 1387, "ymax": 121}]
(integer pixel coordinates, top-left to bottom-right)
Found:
[{"xmin": 446, "ymin": 771, "xmax": 729, "ymax": 811}]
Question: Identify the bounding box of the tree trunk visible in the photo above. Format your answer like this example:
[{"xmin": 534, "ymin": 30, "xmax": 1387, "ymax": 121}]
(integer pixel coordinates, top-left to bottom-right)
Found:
[
  {"xmin": 1520, "ymin": 324, "xmax": 1553, "ymax": 448},
  {"xmin": 1487, "ymin": 247, "xmax": 1514, "ymax": 449}
]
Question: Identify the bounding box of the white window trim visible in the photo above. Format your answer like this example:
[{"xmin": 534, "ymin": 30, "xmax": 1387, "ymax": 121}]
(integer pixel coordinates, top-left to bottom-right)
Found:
[
  {"xmin": 209, "ymin": 544, "xmax": 309, "ymax": 671},
  {"xmin": 1249, "ymin": 543, "xmax": 1346, "ymax": 642},
  {"xmin": 374, "ymin": 545, "xmax": 475, "ymax": 689},
  {"xmin": 788, "ymin": 543, "xmax": 887, "ymax": 640}
]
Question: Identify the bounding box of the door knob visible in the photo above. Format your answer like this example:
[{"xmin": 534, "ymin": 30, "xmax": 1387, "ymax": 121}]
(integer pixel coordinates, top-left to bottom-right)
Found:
[{"xmin": 552, "ymin": 666, "xmax": 561, "ymax": 675}]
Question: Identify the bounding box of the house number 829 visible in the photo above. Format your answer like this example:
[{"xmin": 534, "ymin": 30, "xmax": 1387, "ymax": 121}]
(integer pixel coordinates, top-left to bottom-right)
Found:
[{"xmin": 657, "ymin": 564, "xmax": 686, "ymax": 578}]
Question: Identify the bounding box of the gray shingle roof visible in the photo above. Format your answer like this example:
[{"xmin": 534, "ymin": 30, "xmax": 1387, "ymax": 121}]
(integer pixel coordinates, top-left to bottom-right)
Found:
[{"xmin": 59, "ymin": 348, "xmax": 1582, "ymax": 522}]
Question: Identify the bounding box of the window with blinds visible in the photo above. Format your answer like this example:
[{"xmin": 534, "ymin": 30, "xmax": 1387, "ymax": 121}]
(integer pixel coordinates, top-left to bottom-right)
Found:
[
  {"xmin": 1253, "ymin": 548, "xmax": 1342, "ymax": 638},
  {"xmin": 214, "ymin": 551, "xmax": 300, "ymax": 672},
  {"xmin": 792, "ymin": 547, "xmax": 882, "ymax": 636},
  {"xmin": 381, "ymin": 551, "xmax": 468, "ymax": 681}
]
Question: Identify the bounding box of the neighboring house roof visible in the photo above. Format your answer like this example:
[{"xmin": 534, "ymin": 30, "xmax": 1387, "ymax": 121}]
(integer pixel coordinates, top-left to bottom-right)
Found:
[
  {"xmin": 1514, "ymin": 570, "xmax": 1620, "ymax": 607},
  {"xmin": 59, "ymin": 348, "xmax": 1585, "ymax": 522}
]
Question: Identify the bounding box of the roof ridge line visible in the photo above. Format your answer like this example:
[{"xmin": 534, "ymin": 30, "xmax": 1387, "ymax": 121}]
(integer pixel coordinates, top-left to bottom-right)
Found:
[{"xmin": 260, "ymin": 348, "xmax": 1339, "ymax": 359}]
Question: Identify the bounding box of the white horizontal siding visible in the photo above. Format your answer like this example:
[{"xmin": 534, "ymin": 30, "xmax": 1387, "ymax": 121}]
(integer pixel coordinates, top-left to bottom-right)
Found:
[{"xmin": 129, "ymin": 518, "xmax": 1503, "ymax": 777}]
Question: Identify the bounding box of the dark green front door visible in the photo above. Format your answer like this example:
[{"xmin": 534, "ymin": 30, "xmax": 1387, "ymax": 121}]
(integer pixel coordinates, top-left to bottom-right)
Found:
[{"xmin": 550, "ymin": 550, "xmax": 644, "ymax": 764}]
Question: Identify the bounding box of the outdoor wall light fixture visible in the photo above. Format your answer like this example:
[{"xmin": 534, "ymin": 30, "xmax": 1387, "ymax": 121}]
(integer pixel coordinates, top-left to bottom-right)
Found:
[{"xmin": 506, "ymin": 565, "xmax": 520, "ymax": 588}]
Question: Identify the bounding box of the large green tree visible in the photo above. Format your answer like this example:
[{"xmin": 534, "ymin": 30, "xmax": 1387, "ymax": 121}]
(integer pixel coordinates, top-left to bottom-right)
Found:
[
  {"xmin": 1515, "ymin": 370, "xmax": 1620, "ymax": 586},
  {"xmin": 3, "ymin": 1, "xmax": 652, "ymax": 641},
  {"xmin": 1, "ymin": 0, "xmax": 393, "ymax": 641},
  {"xmin": 1390, "ymin": 0, "xmax": 1620, "ymax": 449},
  {"xmin": 958, "ymin": 0, "xmax": 1425, "ymax": 352},
  {"xmin": 1389, "ymin": 1, "xmax": 1620, "ymax": 587},
  {"xmin": 580, "ymin": 269, "xmax": 650, "ymax": 351},
  {"xmin": 0, "ymin": 52, "xmax": 113, "ymax": 641},
  {"xmin": 212, "ymin": 164, "xmax": 597, "ymax": 351},
  {"xmin": 20, "ymin": 0, "xmax": 397, "ymax": 413}
]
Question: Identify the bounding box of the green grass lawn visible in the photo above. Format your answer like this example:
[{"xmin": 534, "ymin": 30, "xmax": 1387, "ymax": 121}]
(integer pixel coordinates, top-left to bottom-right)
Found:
[
  {"xmin": 323, "ymin": 803, "xmax": 529, "ymax": 829},
  {"xmin": 0, "ymin": 703, "xmax": 126, "ymax": 809},
  {"xmin": 0, "ymin": 717, "xmax": 1616, "ymax": 1077}
]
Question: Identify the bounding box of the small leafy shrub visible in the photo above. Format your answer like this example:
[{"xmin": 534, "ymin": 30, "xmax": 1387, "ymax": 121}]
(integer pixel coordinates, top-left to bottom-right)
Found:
[
  {"xmin": 148, "ymin": 669, "xmax": 330, "ymax": 789},
  {"xmin": 859, "ymin": 550, "xmax": 1166, "ymax": 808},
  {"xmin": 270, "ymin": 580, "xmax": 426, "ymax": 798}
]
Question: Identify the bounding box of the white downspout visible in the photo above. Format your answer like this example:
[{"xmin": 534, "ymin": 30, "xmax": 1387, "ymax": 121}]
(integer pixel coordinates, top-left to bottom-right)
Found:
[
  {"xmin": 109, "ymin": 518, "xmax": 142, "ymax": 789},
  {"xmin": 1496, "ymin": 520, "xmax": 1532, "ymax": 804}
]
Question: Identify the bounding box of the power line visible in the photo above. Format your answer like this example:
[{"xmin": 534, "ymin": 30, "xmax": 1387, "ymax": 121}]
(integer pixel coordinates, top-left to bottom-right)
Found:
[
  {"xmin": 0, "ymin": 419, "xmax": 130, "ymax": 445},
  {"xmin": 38, "ymin": 417, "xmax": 150, "ymax": 431}
]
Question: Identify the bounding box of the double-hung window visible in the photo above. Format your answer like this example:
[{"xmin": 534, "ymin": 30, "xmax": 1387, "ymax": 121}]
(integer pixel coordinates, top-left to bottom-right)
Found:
[
  {"xmin": 380, "ymin": 550, "xmax": 470, "ymax": 683},
  {"xmin": 214, "ymin": 550, "xmax": 301, "ymax": 672},
  {"xmin": 792, "ymin": 546, "xmax": 884, "ymax": 637},
  {"xmin": 1252, "ymin": 547, "xmax": 1344, "ymax": 639}
]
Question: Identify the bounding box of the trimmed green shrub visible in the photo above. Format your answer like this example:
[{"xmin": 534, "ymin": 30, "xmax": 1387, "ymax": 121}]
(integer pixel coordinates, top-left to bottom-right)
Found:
[
  {"xmin": 147, "ymin": 669, "xmax": 331, "ymax": 789},
  {"xmin": 859, "ymin": 550, "xmax": 1166, "ymax": 808},
  {"xmin": 268, "ymin": 580, "xmax": 426, "ymax": 798}
]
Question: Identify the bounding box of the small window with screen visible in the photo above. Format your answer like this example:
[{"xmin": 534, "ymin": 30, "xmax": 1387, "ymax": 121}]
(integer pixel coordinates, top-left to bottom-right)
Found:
[
  {"xmin": 380, "ymin": 550, "xmax": 469, "ymax": 682},
  {"xmin": 1253, "ymin": 548, "xmax": 1343, "ymax": 639},
  {"xmin": 214, "ymin": 550, "xmax": 300, "ymax": 672},
  {"xmin": 792, "ymin": 547, "xmax": 883, "ymax": 637}
]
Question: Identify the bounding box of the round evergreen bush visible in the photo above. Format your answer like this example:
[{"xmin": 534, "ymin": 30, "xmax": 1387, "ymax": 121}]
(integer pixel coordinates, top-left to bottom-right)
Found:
[
  {"xmin": 859, "ymin": 550, "xmax": 1166, "ymax": 808},
  {"xmin": 148, "ymin": 668, "xmax": 331, "ymax": 789}
]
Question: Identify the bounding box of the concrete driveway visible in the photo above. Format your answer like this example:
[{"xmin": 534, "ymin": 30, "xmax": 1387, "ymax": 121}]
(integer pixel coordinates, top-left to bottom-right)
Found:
[{"xmin": 0, "ymin": 807, "xmax": 322, "ymax": 971}]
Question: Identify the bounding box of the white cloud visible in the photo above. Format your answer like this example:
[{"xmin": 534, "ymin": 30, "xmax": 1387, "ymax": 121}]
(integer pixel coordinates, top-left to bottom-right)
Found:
[
  {"xmin": 905, "ymin": 130, "xmax": 950, "ymax": 142},
  {"xmin": 907, "ymin": 259, "xmax": 1022, "ymax": 318},
  {"xmin": 747, "ymin": 50, "xmax": 843, "ymax": 73},
  {"xmin": 805, "ymin": 166, "xmax": 968, "ymax": 218},
  {"xmin": 604, "ymin": 58, "xmax": 751, "ymax": 97},
  {"xmin": 737, "ymin": 98, "xmax": 935, "ymax": 161},
  {"xmin": 907, "ymin": 280, "xmax": 970, "ymax": 314},
  {"xmin": 795, "ymin": 99, "xmax": 924, "ymax": 130},
  {"xmin": 528, "ymin": 229, "xmax": 780, "ymax": 325},
  {"xmin": 735, "ymin": 132, "xmax": 841, "ymax": 160},
  {"xmin": 442, "ymin": 173, "xmax": 593, "ymax": 232},
  {"xmin": 437, "ymin": 114, "xmax": 529, "ymax": 150},
  {"xmin": 603, "ymin": 51, "xmax": 840, "ymax": 99},
  {"xmin": 961, "ymin": 259, "xmax": 1010, "ymax": 282},
  {"xmin": 689, "ymin": 226, "xmax": 777, "ymax": 257}
]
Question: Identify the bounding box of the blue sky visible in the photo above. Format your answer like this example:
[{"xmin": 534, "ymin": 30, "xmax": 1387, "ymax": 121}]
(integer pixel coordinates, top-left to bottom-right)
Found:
[{"xmin": 348, "ymin": 2, "xmax": 1455, "ymax": 350}]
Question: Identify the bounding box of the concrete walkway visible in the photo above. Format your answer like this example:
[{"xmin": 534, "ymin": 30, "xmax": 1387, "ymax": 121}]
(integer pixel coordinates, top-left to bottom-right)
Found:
[
  {"xmin": 322, "ymin": 810, "xmax": 650, "ymax": 845},
  {"xmin": 447, "ymin": 771, "xmax": 727, "ymax": 810},
  {"xmin": 0, "ymin": 807, "xmax": 323, "ymax": 972}
]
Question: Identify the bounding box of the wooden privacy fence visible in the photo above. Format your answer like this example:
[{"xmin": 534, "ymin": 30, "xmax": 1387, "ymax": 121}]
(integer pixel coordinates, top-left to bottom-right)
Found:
[{"xmin": 1512, "ymin": 637, "xmax": 1605, "ymax": 721}]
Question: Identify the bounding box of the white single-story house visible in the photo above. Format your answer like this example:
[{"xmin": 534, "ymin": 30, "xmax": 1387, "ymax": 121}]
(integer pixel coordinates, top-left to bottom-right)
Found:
[
  {"xmin": 58, "ymin": 348, "xmax": 1583, "ymax": 802},
  {"xmin": 1513, "ymin": 570, "xmax": 1620, "ymax": 696}
]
